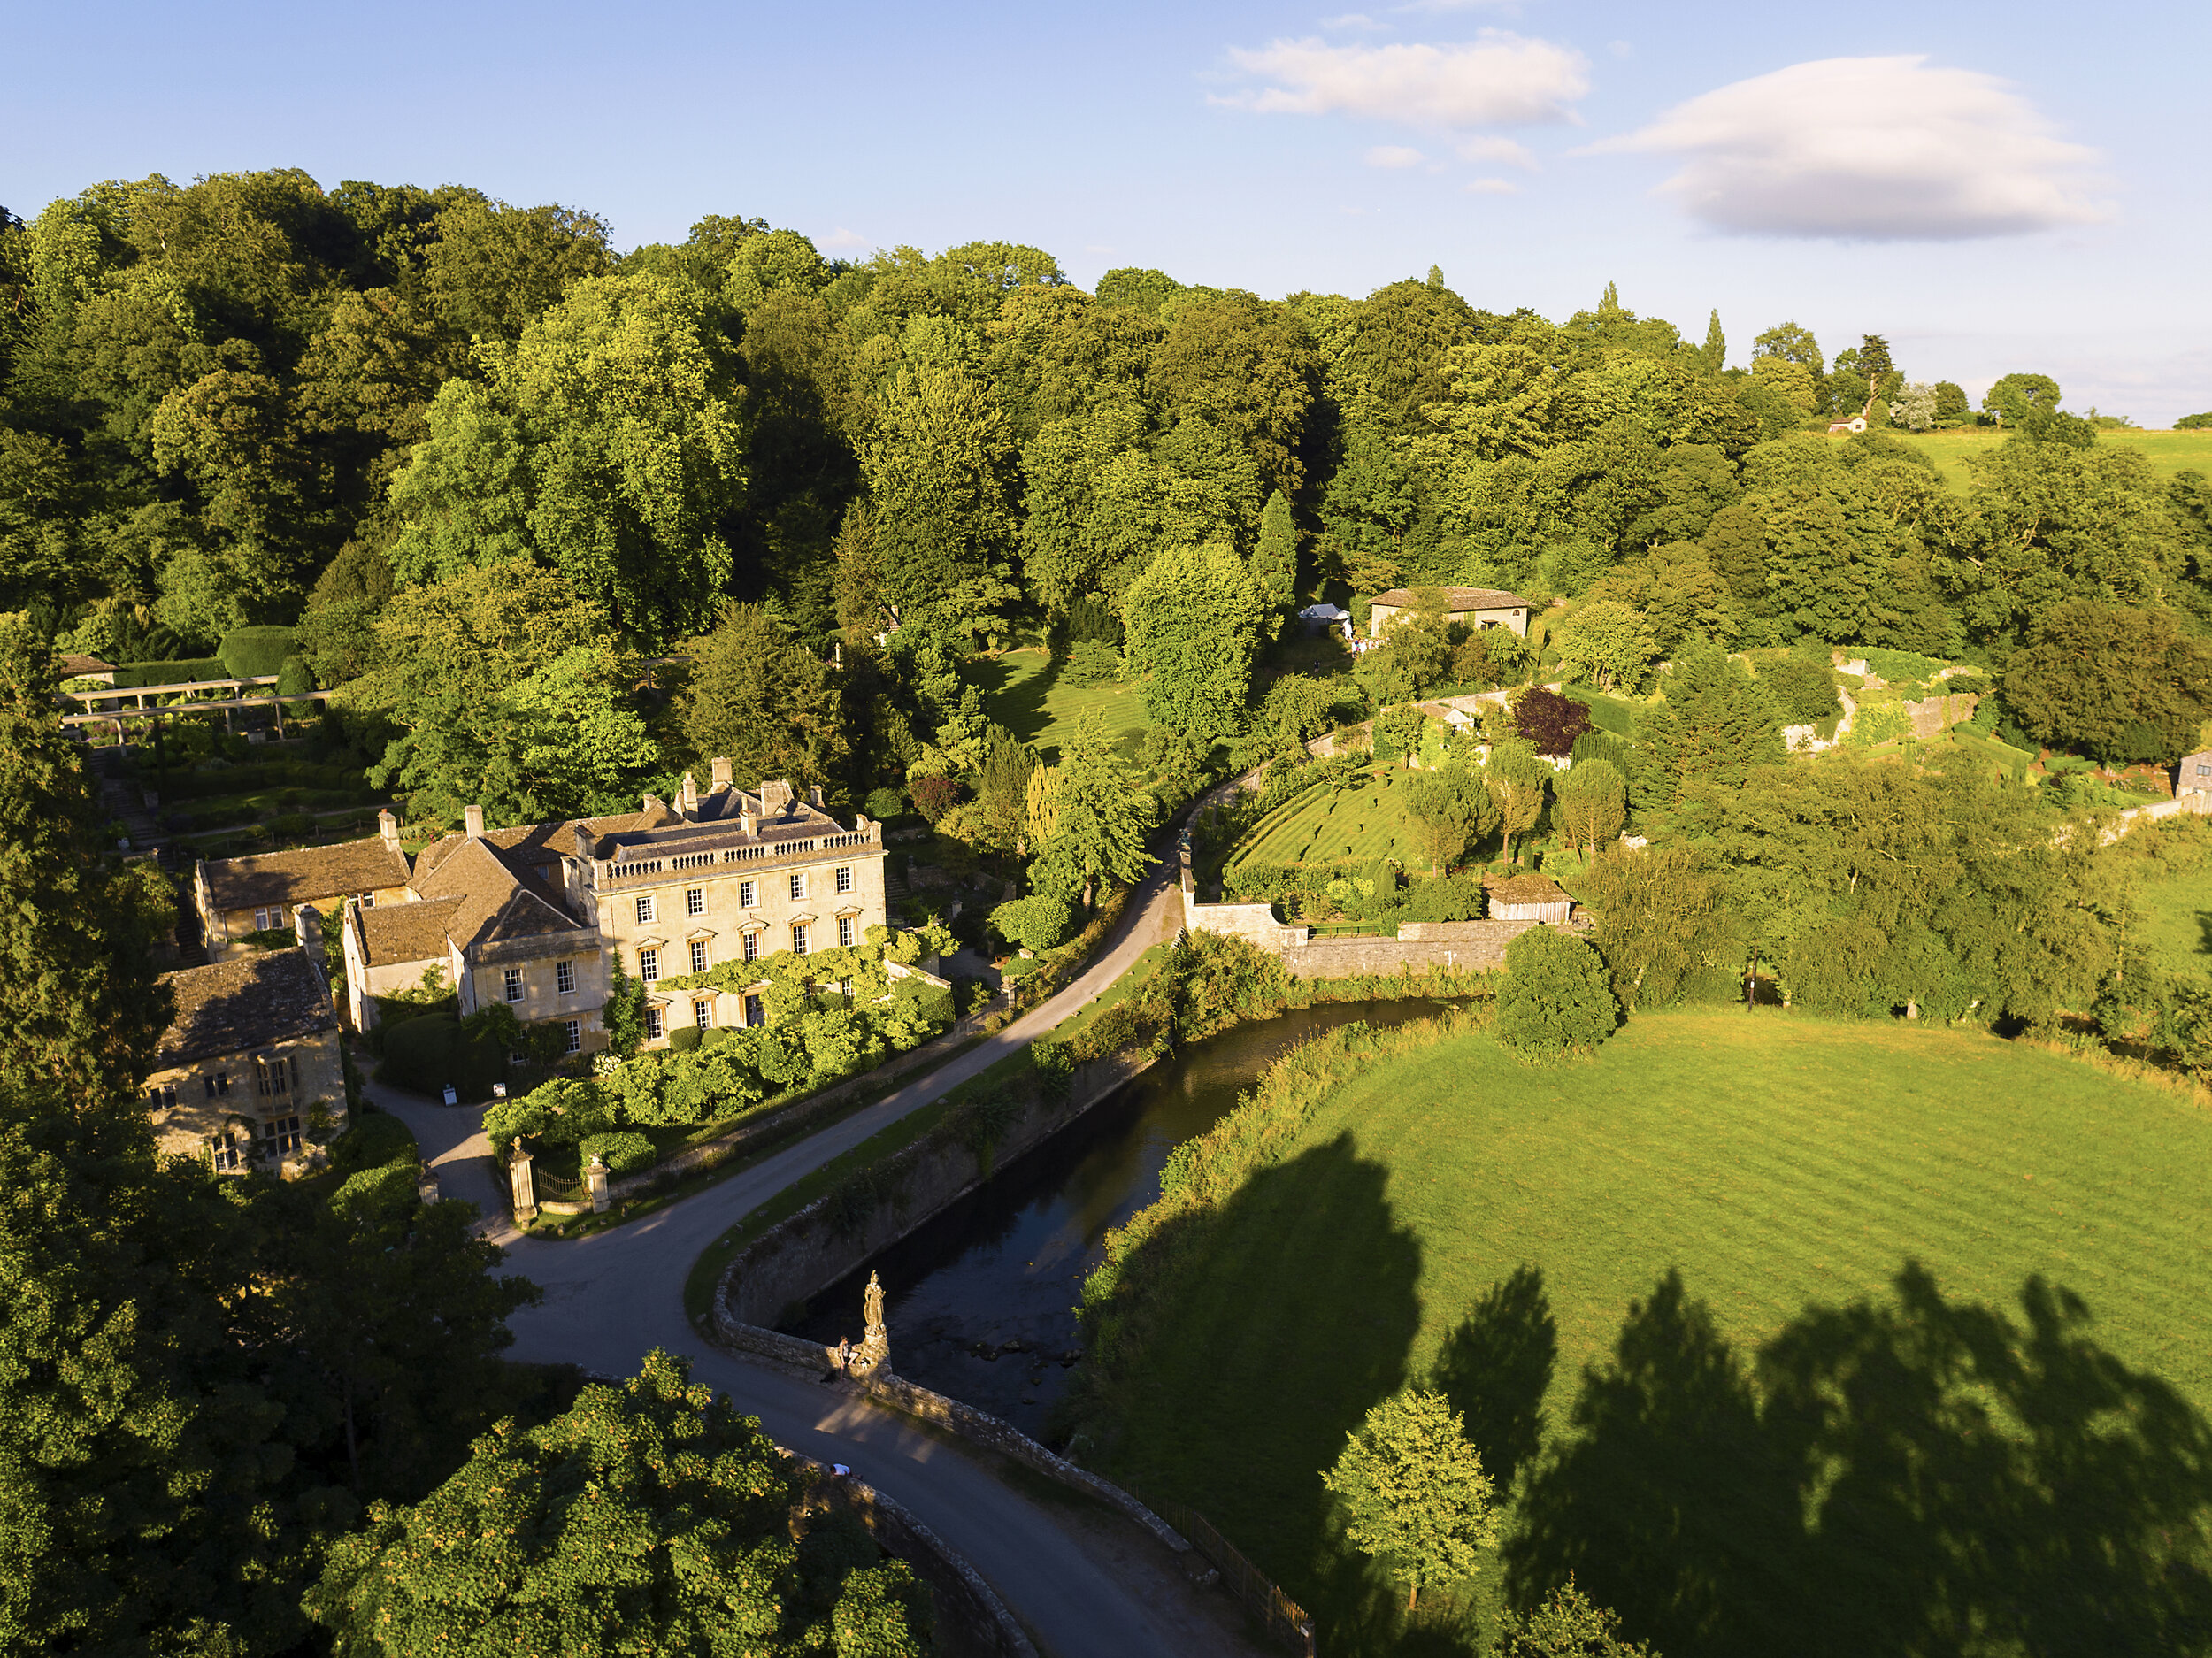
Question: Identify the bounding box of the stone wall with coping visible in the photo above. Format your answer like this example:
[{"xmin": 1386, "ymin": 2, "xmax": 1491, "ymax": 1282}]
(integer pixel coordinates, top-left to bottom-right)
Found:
[
  {"xmin": 712, "ymin": 1320, "xmax": 1206, "ymax": 1583},
  {"xmin": 713, "ymin": 1051, "xmax": 1156, "ymax": 1328}
]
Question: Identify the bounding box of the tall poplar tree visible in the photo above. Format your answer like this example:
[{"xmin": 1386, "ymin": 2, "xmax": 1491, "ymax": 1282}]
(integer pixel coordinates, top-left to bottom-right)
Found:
[{"xmin": 1251, "ymin": 487, "xmax": 1298, "ymax": 616}]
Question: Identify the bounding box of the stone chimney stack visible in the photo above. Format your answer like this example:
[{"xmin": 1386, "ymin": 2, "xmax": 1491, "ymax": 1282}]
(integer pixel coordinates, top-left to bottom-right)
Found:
[
  {"xmin": 465, "ymin": 804, "xmax": 485, "ymax": 840},
  {"xmin": 378, "ymin": 808, "xmax": 401, "ymax": 854},
  {"xmin": 810, "ymin": 784, "xmax": 825, "ymax": 810},
  {"xmin": 293, "ymin": 902, "xmax": 323, "ymax": 958},
  {"xmin": 680, "ymin": 772, "xmax": 698, "ymax": 818},
  {"xmin": 641, "ymin": 792, "xmax": 665, "ymax": 819},
  {"xmin": 710, "ymin": 756, "xmax": 733, "ymax": 791},
  {"xmin": 740, "ymin": 802, "xmax": 759, "ymax": 837}
]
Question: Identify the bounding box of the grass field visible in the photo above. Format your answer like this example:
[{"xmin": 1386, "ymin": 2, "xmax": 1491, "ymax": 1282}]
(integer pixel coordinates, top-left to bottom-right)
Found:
[
  {"xmin": 972, "ymin": 648, "xmax": 1148, "ymax": 763},
  {"xmin": 1885, "ymin": 426, "xmax": 2212, "ymax": 492},
  {"xmin": 1100, "ymin": 1009, "xmax": 2212, "ymax": 1654},
  {"xmin": 1227, "ymin": 765, "xmax": 1422, "ymax": 871},
  {"xmin": 2136, "ymin": 862, "xmax": 2212, "ymax": 979}
]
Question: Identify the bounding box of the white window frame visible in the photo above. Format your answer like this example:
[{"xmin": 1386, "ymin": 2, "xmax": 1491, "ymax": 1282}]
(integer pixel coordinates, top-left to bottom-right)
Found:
[
  {"xmin": 742, "ymin": 930, "xmax": 759, "ymax": 963},
  {"xmin": 208, "ymin": 1131, "xmax": 242, "ymax": 1172},
  {"xmin": 835, "ymin": 865, "xmax": 853, "ymax": 894},
  {"xmin": 556, "ymin": 959, "xmax": 575, "ymax": 995},
  {"xmin": 635, "ymin": 894, "xmax": 656, "ymax": 925},
  {"xmin": 687, "ymin": 886, "xmax": 706, "ymax": 917},
  {"xmin": 689, "ymin": 939, "xmax": 709, "ymax": 974},
  {"xmin": 503, "ymin": 966, "xmax": 524, "ymax": 1002},
  {"xmin": 789, "ymin": 872, "xmax": 806, "ymax": 902},
  {"xmin": 837, "ymin": 916, "xmax": 854, "ymax": 948},
  {"xmin": 562, "ymin": 1018, "xmax": 581, "ymax": 1054},
  {"xmin": 695, "ymin": 999, "xmax": 713, "ymax": 1030},
  {"xmin": 638, "ymin": 947, "xmax": 660, "ymax": 983},
  {"xmin": 739, "ymin": 879, "xmax": 757, "ymax": 908},
  {"xmin": 644, "ymin": 1005, "xmax": 664, "ymax": 1041},
  {"xmin": 791, "ymin": 923, "xmax": 809, "ymax": 956}
]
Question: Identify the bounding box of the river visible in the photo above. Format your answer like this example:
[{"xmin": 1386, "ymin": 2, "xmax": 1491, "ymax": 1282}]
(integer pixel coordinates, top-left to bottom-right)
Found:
[{"xmin": 787, "ymin": 999, "xmax": 1456, "ymax": 1441}]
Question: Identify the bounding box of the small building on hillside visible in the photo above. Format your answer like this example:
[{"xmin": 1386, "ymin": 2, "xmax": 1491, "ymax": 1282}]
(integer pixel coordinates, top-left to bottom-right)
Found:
[
  {"xmin": 1827, "ymin": 414, "xmax": 1869, "ymax": 434},
  {"xmin": 1298, "ymin": 602, "xmax": 1352, "ymax": 640},
  {"xmin": 195, "ymin": 811, "xmax": 413, "ymax": 960},
  {"xmin": 146, "ymin": 908, "xmax": 345, "ymax": 1177},
  {"xmin": 2181, "ymin": 750, "xmax": 2212, "ymax": 797},
  {"xmin": 1368, "ymin": 587, "xmax": 1532, "ymax": 641},
  {"xmin": 1484, "ymin": 871, "xmax": 1574, "ymax": 925},
  {"xmin": 58, "ymin": 654, "xmax": 118, "ymax": 686}
]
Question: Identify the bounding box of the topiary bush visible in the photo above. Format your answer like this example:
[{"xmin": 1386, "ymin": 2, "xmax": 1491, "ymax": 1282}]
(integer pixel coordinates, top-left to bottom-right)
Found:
[
  {"xmin": 578, "ymin": 1132, "xmax": 656, "ymax": 1178},
  {"xmin": 865, "ymin": 786, "xmax": 906, "ymax": 822},
  {"xmin": 1494, "ymin": 926, "xmax": 1618, "ymax": 1060},
  {"xmin": 218, "ymin": 626, "xmax": 296, "ymax": 679},
  {"xmin": 666, "ymin": 1025, "xmax": 703, "ymax": 1054}
]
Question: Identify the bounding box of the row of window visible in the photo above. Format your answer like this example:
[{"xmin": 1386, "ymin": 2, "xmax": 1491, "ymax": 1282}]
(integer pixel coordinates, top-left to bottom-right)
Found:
[
  {"xmin": 636, "ymin": 917, "xmax": 854, "ymax": 983},
  {"xmin": 503, "ymin": 958, "xmax": 581, "ymax": 1003},
  {"xmin": 632, "ymin": 866, "xmax": 855, "ymax": 926},
  {"xmin": 640, "ymin": 986, "xmax": 834, "ymax": 1040},
  {"xmin": 205, "ymin": 1115, "xmax": 301, "ymax": 1171},
  {"xmin": 148, "ymin": 1055, "xmax": 300, "ymax": 1112}
]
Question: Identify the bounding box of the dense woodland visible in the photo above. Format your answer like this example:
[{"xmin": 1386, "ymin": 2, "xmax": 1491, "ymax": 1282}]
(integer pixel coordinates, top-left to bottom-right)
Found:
[{"xmin": 4, "ymin": 167, "xmax": 2209, "ymax": 833}]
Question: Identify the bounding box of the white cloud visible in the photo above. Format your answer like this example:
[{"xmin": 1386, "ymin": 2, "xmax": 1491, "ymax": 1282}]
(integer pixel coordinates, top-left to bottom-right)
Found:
[
  {"xmin": 1320, "ymin": 12, "xmax": 1386, "ymax": 30},
  {"xmin": 1589, "ymin": 55, "xmax": 2109, "ymax": 241},
  {"xmin": 817, "ymin": 227, "xmax": 872, "ymax": 251},
  {"xmin": 1365, "ymin": 144, "xmax": 1428, "ymax": 168},
  {"xmin": 1455, "ymin": 134, "xmax": 1535, "ymax": 169},
  {"xmin": 1465, "ymin": 178, "xmax": 1518, "ymax": 195},
  {"xmin": 1393, "ymin": 0, "xmax": 1519, "ymax": 14},
  {"xmin": 1216, "ymin": 31, "xmax": 1588, "ymax": 128}
]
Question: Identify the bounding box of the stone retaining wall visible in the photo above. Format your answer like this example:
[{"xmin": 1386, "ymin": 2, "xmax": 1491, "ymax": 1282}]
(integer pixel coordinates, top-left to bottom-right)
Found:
[
  {"xmin": 713, "ymin": 1320, "xmax": 1206, "ymax": 1581},
  {"xmin": 715, "ymin": 1050, "xmax": 1156, "ymax": 1328},
  {"xmin": 795, "ymin": 1457, "xmax": 1038, "ymax": 1658}
]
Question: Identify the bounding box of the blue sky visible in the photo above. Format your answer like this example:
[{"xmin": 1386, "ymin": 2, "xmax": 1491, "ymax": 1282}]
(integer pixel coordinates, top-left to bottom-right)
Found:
[{"xmin": 11, "ymin": 1, "xmax": 2208, "ymax": 419}]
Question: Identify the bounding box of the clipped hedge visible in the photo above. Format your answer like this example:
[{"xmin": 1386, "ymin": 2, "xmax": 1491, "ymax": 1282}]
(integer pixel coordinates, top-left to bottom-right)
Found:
[
  {"xmin": 114, "ymin": 657, "xmax": 227, "ymax": 688},
  {"xmin": 379, "ymin": 1016, "xmax": 503, "ymax": 1101},
  {"xmin": 578, "ymin": 1132, "xmax": 656, "ymax": 1177},
  {"xmin": 219, "ymin": 626, "xmax": 296, "ymax": 679}
]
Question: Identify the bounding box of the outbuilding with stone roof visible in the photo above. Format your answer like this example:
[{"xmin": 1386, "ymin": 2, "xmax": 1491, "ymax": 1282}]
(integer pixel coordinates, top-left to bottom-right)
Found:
[
  {"xmin": 195, "ymin": 809, "xmax": 414, "ymax": 959},
  {"xmin": 1367, "ymin": 586, "xmax": 1533, "ymax": 641}
]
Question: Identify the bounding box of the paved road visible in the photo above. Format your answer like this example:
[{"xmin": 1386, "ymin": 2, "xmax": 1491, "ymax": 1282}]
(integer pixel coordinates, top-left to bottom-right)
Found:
[{"xmin": 375, "ymin": 857, "xmax": 1243, "ymax": 1658}]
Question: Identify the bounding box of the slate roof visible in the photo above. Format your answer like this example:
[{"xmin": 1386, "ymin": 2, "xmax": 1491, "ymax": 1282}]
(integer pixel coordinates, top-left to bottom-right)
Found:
[
  {"xmin": 1372, "ymin": 587, "xmax": 1533, "ymax": 613},
  {"xmin": 356, "ymin": 895, "xmax": 465, "ymax": 967},
  {"xmin": 157, "ymin": 948, "xmax": 335, "ymax": 1065},
  {"xmin": 1483, "ymin": 871, "xmax": 1571, "ymax": 906},
  {"xmin": 203, "ymin": 838, "xmax": 412, "ymax": 911}
]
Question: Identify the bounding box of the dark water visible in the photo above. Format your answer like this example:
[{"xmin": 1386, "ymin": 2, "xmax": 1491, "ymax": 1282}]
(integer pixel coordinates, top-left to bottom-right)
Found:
[{"xmin": 788, "ymin": 1000, "xmax": 1456, "ymax": 1440}]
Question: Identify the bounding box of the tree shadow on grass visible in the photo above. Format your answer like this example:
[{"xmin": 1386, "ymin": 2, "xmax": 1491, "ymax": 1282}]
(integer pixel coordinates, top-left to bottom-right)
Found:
[
  {"xmin": 1508, "ymin": 1263, "xmax": 2212, "ymax": 1658},
  {"xmin": 1430, "ymin": 1264, "xmax": 1558, "ymax": 1499},
  {"xmin": 968, "ymin": 653, "xmax": 1060, "ymax": 756},
  {"xmin": 2194, "ymin": 909, "xmax": 2212, "ymax": 958},
  {"xmin": 1087, "ymin": 1131, "xmax": 1424, "ymax": 1655}
]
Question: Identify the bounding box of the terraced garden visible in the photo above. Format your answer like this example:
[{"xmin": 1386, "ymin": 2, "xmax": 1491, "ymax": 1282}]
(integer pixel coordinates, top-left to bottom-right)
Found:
[{"xmin": 1225, "ymin": 766, "xmax": 1422, "ymax": 876}]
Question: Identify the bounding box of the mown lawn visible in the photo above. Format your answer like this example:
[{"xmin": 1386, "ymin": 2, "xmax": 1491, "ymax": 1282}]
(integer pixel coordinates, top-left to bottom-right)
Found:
[
  {"xmin": 1888, "ymin": 426, "xmax": 2212, "ymax": 492},
  {"xmin": 1228, "ymin": 766, "xmax": 1421, "ymax": 872},
  {"xmin": 972, "ymin": 648, "xmax": 1148, "ymax": 763},
  {"xmin": 1102, "ymin": 1009, "xmax": 2212, "ymax": 1654},
  {"xmin": 2137, "ymin": 860, "xmax": 2212, "ymax": 979}
]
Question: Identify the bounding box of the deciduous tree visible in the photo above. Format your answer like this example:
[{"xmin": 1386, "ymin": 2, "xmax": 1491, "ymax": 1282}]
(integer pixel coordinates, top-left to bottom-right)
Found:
[
  {"xmin": 1495, "ymin": 925, "xmax": 1619, "ymax": 1057},
  {"xmin": 1322, "ymin": 1388, "xmax": 1499, "ymax": 1612}
]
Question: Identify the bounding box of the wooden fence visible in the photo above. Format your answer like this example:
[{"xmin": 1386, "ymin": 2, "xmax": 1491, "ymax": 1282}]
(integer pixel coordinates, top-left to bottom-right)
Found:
[{"xmin": 1124, "ymin": 1478, "xmax": 1316, "ymax": 1656}]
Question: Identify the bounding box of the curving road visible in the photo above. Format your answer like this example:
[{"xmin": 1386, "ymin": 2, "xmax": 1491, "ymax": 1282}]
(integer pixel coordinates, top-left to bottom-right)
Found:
[{"xmin": 378, "ymin": 856, "xmax": 1261, "ymax": 1658}]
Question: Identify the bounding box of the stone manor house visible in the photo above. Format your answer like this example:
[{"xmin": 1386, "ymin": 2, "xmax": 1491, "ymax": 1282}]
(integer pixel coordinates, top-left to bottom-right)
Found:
[{"xmin": 188, "ymin": 763, "xmax": 889, "ymax": 1070}]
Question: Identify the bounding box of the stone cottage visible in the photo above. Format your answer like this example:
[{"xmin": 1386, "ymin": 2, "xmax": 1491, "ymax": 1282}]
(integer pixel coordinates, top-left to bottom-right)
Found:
[
  {"xmin": 146, "ymin": 906, "xmax": 345, "ymax": 1176},
  {"xmin": 2181, "ymin": 750, "xmax": 2212, "ymax": 798},
  {"xmin": 195, "ymin": 810, "xmax": 413, "ymax": 960},
  {"xmin": 1368, "ymin": 587, "xmax": 1532, "ymax": 641}
]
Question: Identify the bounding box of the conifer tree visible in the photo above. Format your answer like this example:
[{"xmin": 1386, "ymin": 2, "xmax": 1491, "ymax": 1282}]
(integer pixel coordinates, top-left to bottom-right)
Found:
[
  {"xmin": 1251, "ymin": 488, "xmax": 1299, "ymax": 616},
  {"xmin": 1700, "ymin": 309, "xmax": 1726, "ymax": 373},
  {"xmin": 1634, "ymin": 641, "xmax": 1784, "ymax": 811}
]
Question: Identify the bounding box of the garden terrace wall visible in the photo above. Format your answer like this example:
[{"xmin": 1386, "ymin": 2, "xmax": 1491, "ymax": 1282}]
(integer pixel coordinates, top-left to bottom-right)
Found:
[{"xmin": 713, "ymin": 1050, "xmax": 1157, "ymax": 1328}]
